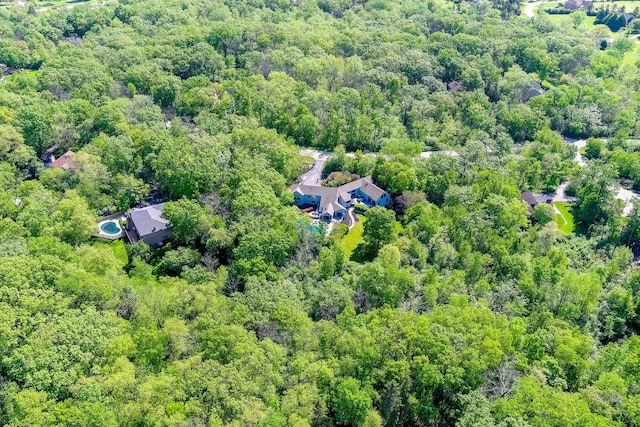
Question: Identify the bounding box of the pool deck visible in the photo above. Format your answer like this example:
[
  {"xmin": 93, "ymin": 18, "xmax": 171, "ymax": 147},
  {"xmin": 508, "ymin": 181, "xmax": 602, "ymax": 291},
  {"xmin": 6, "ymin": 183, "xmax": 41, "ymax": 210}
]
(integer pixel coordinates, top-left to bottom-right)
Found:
[{"xmin": 94, "ymin": 213, "xmax": 125, "ymax": 240}]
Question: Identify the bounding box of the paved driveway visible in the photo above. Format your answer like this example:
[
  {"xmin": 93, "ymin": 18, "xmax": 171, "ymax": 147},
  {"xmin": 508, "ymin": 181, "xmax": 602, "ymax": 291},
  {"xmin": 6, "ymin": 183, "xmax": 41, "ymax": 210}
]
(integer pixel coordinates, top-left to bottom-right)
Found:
[
  {"xmin": 299, "ymin": 150, "xmax": 332, "ymax": 187},
  {"xmin": 524, "ymin": 1, "xmax": 542, "ymax": 18}
]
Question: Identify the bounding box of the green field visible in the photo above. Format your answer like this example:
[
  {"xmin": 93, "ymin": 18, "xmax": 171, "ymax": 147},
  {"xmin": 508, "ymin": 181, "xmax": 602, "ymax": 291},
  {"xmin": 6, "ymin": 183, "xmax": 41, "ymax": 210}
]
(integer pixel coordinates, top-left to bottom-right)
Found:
[
  {"xmin": 539, "ymin": 9, "xmax": 596, "ymax": 26},
  {"xmin": 554, "ymin": 202, "xmax": 575, "ymax": 233},
  {"xmin": 592, "ymin": 1, "xmax": 640, "ymax": 10}
]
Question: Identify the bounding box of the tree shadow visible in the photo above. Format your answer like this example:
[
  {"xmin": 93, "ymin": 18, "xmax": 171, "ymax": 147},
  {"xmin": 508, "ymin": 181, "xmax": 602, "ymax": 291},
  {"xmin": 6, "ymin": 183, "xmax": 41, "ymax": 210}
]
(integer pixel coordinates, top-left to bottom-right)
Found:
[{"xmin": 351, "ymin": 243, "xmax": 375, "ymax": 263}]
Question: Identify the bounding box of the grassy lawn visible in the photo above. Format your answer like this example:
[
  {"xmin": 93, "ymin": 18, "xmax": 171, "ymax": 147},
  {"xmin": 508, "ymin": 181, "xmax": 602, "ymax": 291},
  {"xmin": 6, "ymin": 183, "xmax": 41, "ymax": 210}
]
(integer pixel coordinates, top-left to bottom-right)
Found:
[
  {"xmin": 592, "ymin": 0, "xmax": 640, "ymax": 10},
  {"xmin": 540, "ymin": 11, "xmax": 572, "ymax": 24},
  {"xmin": 341, "ymin": 217, "xmax": 365, "ymax": 259},
  {"xmin": 554, "ymin": 202, "xmax": 575, "ymax": 233},
  {"xmin": 93, "ymin": 239, "xmax": 129, "ymax": 268}
]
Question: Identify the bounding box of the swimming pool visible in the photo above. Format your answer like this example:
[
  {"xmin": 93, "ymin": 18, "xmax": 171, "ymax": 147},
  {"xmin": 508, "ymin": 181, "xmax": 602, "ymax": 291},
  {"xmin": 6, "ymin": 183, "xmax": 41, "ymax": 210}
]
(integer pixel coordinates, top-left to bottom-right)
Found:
[{"xmin": 100, "ymin": 220, "xmax": 121, "ymax": 235}]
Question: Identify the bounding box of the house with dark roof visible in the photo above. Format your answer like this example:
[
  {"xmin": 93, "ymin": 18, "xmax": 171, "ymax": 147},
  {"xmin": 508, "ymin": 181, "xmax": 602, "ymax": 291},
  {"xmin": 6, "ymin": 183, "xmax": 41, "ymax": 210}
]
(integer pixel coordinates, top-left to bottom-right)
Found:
[
  {"xmin": 50, "ymin": 150, "xmax": 81, "ymax": 170},
  {"xmin": 564, "ymin": 0, "xmax": 592, "ymax": 10},
  {"xmin": 292, "ymin": 176, "xmax": 390, "ymax": 222},
  {"xmin": 625, "ymin": 13, "xmax": 636, "ymax": 25},
  {"xmin": 448, "ymin": 81, "xmax": 463, "ymax": 93},
  {"xmin": 522, "ymin": 81, "xmax": 546, "ymax": 102},
  {"xmin": 125, "ymin": 203, "xmax": 172, "ymax": 247},
  {"xmin": 521, "ymin": 191, "xmax": 553, "ymax": 213}
]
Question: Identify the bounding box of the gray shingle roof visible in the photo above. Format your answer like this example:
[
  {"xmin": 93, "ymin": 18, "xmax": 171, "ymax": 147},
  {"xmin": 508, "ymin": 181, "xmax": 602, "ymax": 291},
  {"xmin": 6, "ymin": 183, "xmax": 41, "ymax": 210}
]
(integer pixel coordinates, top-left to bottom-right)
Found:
[
  {"xmin": 293, "ymin": 176, "xmax": 387, "ymax": 213},
  {"xmin": 129, "ymin": 203, "xmax": 171, "ymax": 237}
]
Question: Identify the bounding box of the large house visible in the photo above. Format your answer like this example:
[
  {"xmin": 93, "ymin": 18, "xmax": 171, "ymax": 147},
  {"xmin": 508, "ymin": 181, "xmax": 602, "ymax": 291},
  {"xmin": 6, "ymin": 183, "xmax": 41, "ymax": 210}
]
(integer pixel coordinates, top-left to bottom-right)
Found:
[
  {"xmin": 292, "ymin": 176, "xmax": 390, "ymax": 222},
  {"xmin": 125, "ymin": 203, "xmax": 172, "ymax": 247}
]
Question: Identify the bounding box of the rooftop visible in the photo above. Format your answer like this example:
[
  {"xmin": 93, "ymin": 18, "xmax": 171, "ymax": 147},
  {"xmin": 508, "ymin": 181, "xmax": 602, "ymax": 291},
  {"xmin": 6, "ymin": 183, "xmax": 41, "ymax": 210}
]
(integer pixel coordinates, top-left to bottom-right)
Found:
[
  {"xmin": 128, "ymin": 203, "xmax": 171, "ymax": 237},
  {"xmin": 448, "ymin": 81, "xmax": 463, "ymax": 93},
  {"xmin": 51, "ymin": 150, "xmax": 81, "ymax": 170},
  {"xmin": 293, "ymin": 176, "xmax": 387, "ymax": 213}
]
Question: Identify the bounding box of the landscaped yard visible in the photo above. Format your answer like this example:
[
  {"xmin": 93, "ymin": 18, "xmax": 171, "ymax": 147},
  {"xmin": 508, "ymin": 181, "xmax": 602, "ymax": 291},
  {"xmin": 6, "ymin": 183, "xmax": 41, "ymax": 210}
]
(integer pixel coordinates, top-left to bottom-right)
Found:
[
  {"xmin": 554, "ymin": 202, "xmax": 575, "ymax": 233},
  {"xmin": 93, "ymin": 239, "xmax": 129, "ymax": 268},
  {"xmin": 341, "ymin": 216, "xmax": 365, "ymax": 259},
  {"xmin": 592, "ymin": 0, "xmax": 640, "ymax": 10}
]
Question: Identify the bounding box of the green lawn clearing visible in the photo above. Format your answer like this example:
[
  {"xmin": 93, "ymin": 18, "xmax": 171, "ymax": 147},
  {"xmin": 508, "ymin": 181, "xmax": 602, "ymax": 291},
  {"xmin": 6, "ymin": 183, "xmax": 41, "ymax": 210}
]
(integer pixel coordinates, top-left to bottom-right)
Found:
[
  {"xmin": 342, "ymin": 216, "xmax": 365, "ymax": 259},
  {"xmin": 591, "ymin": 0, "xmax": 640, "ymax": 10},
  {"xmin": 93, "ymin": 239, "xmax": 129, "ymax": 268},
  {"xmin": 554, "ymin": 202, "xmax": 575, "ymax": 233}
]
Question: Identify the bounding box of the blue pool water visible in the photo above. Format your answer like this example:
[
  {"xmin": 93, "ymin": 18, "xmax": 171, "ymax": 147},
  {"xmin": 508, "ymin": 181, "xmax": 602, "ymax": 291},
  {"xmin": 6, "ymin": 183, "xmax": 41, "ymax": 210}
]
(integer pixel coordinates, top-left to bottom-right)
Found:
[{"xmin": 100, "ymin": 221, "xmax": 120, "ymax": 235}]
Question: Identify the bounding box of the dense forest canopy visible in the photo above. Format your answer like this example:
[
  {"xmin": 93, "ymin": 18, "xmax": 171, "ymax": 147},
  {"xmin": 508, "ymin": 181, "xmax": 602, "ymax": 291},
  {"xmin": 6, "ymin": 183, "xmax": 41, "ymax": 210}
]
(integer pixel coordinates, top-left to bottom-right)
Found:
[{"xmin": 2, "ymin": 0, "xmax": 640, "ymax": 425}]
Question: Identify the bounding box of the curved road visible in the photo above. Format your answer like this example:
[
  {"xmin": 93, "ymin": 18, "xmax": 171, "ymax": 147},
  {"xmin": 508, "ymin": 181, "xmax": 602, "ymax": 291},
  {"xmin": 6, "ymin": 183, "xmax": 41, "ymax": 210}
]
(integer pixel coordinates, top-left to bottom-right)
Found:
[{"xmin": 299, "ymin": 150, "xmax": 331, "ymax": 187}]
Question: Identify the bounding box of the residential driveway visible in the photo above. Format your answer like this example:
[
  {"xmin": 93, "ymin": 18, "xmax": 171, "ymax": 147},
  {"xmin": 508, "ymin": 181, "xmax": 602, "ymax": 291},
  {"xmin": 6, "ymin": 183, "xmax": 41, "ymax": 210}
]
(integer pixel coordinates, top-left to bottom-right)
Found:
[
  {"xmin": 553, "ymin": 181, "xmax": 576, "ymax": 203},
  {"xmin": 299, "ymin": 150, "xmax": 332, "ymax": 187},
  {"xmin": 524, "ymin": 1, "xmax": 542, "ymax": 18}
]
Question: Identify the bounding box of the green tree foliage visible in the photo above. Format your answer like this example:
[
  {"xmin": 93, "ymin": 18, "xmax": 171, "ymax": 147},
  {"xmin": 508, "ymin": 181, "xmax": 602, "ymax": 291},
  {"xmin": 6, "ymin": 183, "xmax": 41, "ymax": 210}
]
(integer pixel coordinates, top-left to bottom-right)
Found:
[
  {"xmin": 0, "ymin": 0, "xmax": 639, "ymax": 426},
  {"xmin": 362, "ymin": 206, "xmax": 397, "ymax": 253}
]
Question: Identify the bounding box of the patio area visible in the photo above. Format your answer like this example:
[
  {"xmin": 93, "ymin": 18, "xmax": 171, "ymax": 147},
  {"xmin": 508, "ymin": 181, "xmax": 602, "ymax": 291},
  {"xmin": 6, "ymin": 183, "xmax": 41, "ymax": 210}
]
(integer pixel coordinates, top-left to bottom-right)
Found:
[{"xmin": 95, "ymin": 213, "xmax": 125, "ymax": 240}]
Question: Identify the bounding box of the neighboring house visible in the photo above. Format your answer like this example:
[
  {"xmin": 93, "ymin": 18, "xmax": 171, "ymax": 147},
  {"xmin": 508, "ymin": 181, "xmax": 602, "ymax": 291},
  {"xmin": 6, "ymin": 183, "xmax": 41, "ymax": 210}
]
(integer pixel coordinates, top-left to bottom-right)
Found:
[
  {"xmin": 50, "ymin": 150, "xmax": 81, "ymax": 170},
  {"xmin": 292, "ymin": 176, "xmax": 390, "ymax": 222},
  {"xmin": 521, "ymin": 191, "xmax": 552, "ymax": 213},
  {"xmin": 125, "ymin": 203, "xmax": 173, "ymax": 247},
  {"xmin": 61, "ymin": 34, "xmax": 82, "ymax": 48},
  {"xmin": 522, "ymin": 81, "xmax": 545, "ymax": 102},
  {"xmin": 0, "ymin": 63, "xmax": 18, "ymax": 76},
  {"xmin": 448, "ymin": 81, "xmax": 463, "ymax": 93},
  {"xmin": 625, "ymin": 13, "xmax": 636, "ymax": 25},
  {"xmin": 564, "ymin": 0, "xmax": 592, "ymax": 10}
]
